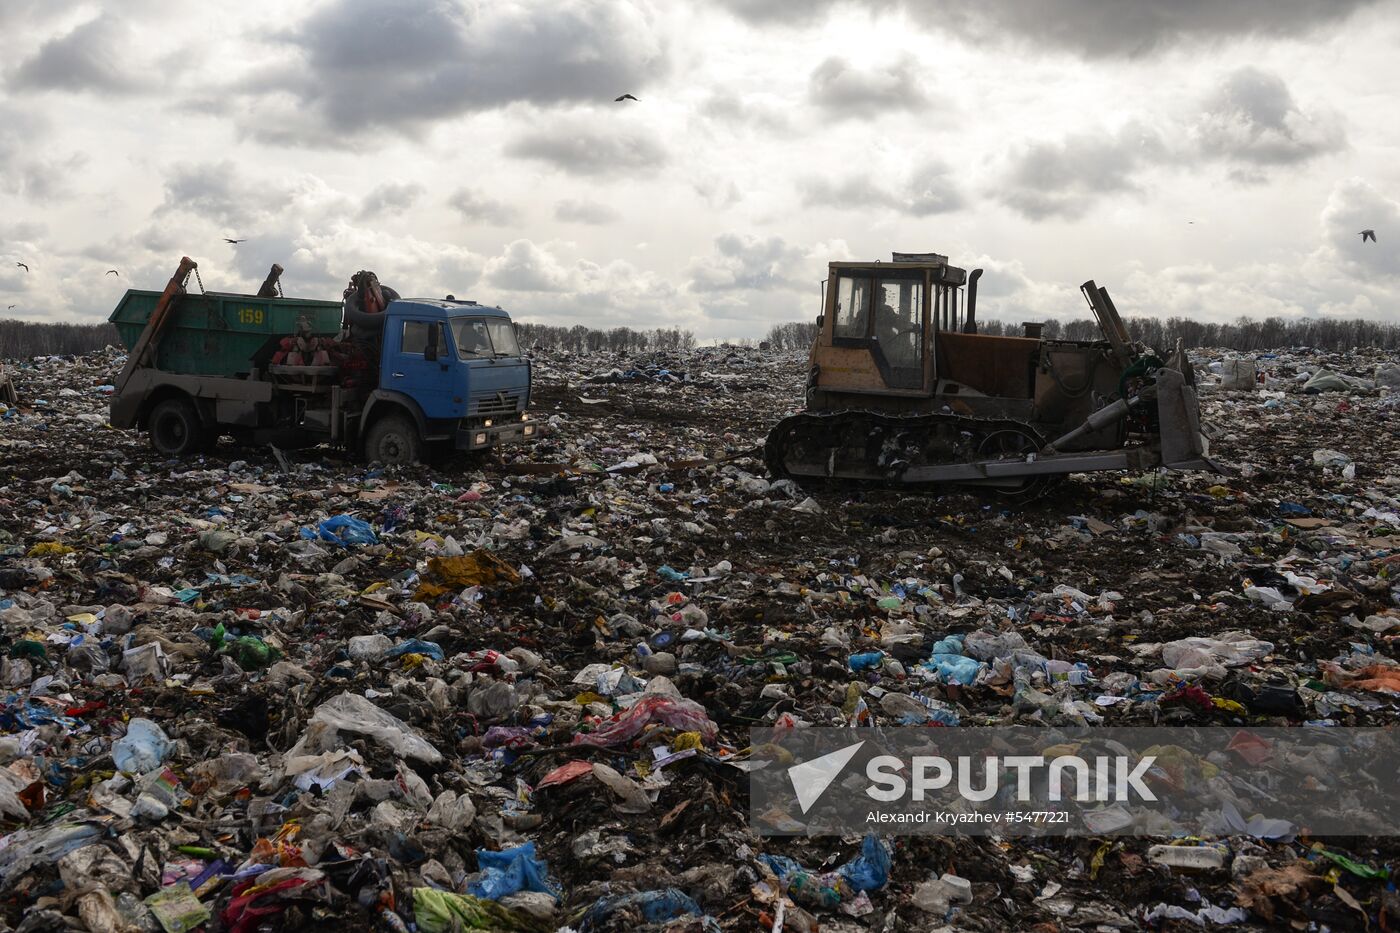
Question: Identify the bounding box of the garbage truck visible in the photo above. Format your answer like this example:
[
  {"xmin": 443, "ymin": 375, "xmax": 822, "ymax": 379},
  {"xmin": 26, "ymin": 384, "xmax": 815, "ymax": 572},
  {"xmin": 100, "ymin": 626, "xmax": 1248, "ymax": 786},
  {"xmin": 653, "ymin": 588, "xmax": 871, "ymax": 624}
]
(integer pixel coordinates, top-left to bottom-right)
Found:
[{"xmin": 108, "ymin": 257, "xmax": 537, "ymax": 464}]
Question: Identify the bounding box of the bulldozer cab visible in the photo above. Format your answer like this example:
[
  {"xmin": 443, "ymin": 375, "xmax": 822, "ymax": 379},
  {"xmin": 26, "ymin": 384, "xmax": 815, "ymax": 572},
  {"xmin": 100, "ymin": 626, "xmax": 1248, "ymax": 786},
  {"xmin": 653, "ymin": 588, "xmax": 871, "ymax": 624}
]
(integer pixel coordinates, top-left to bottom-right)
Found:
[{"xmin": 818, "ymin": 257, "xmax": 967, "ymax": 396}]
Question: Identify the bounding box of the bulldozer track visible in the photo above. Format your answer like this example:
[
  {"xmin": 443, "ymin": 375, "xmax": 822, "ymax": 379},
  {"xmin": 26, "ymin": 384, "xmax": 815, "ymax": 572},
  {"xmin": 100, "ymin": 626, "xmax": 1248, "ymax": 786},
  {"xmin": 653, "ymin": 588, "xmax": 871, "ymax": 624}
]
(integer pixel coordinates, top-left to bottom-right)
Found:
[{"xmin": 764, "ymin": 409, "xmax": 1061, "ymax": 504}]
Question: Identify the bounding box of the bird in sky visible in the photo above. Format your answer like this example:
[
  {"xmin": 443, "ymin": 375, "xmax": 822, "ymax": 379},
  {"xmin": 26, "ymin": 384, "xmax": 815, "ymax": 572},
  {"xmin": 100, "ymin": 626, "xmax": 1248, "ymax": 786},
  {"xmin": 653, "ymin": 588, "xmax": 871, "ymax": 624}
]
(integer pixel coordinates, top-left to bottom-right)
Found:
[
  {"xmin": 224, "ymin": 237, "xmax": 246, "ymax": 245},
  {"xmin": 106, "ymin": 269, "xmax": 120, "ymax": 276},
  {"xmin": 614, "ymin": 93, "xmax": 638, "ymax": 102},
  {"xmin": 1360, "ymin": 229, "xmax": 1377, "ymax": 243},
  {"xmin": 6, "ymin": 305, "xmax": 14, "ymax": 310},
  {"xmin": 15, "ymin": 262, "xmax": 28, "ymax": 272}
]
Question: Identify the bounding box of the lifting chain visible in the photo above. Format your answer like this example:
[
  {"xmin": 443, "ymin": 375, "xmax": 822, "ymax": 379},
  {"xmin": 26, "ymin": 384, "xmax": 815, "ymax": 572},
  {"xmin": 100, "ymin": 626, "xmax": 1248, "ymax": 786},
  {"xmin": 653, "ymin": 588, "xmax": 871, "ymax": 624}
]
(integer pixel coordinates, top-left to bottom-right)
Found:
[{"xmin": 181, "ymin": 265, "xmax": 207, "ymax": 295}]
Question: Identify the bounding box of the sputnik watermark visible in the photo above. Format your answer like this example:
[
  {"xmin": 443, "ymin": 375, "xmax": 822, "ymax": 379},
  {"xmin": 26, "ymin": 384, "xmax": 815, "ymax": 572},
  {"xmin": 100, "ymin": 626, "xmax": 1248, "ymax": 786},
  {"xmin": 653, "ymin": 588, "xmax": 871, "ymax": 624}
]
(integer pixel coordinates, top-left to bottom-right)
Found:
[
  {"xmin": 788, "ymin": 745, "xmax": 1154, "ymax": 813},
  {"xmin": 751, "ymin": 727, "xmax": 1400, "ymax": 836},
  {"xmin": 864, "ymin": 753, "xmax": 1156, "ymax": 803}
]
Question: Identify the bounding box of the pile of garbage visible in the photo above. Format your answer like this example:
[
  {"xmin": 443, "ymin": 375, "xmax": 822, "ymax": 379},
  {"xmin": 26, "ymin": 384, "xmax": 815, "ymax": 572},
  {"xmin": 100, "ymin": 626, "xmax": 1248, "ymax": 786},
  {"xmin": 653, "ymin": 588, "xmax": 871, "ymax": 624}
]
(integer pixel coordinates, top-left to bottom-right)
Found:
[{"xmin": 0, "ymin": 343, "xmax": 1398, "ymax": 930}]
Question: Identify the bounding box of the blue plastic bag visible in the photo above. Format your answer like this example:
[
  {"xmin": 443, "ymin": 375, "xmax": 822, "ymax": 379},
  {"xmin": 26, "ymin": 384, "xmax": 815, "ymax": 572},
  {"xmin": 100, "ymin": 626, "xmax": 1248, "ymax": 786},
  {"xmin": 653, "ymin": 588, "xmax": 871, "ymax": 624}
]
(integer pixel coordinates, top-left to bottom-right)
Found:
[
  {"xmin": 925, "ymin": 634, "xmax": 982, "ymax": 685},
  {"xmin": 385, "ymin": 639, "xmax": 445, "ymax": 661},
  {"xmin": 467, "ymin": 841, "xmax": 558, "ymax": 901},
  {"xmin": 759, "ymin": 836, "xmax": 891, "ymax": 899},
  {"xmin": 848, "ymin": 651, "xmax": 884, "ymax": 671},
  {"xmin": 926, "ymin": 654, "xmax": 982, "ymax": 685},
  {"xmin": 579, "ymin": 889, "xmax": 702, "ymax": 931},
  {"xmin": 838, "ymin": 835, "xmax": 892, "ymax": 892},
  {"xmin": 303, "ymin": 514, "xmax": 378, "ymax": 548}
]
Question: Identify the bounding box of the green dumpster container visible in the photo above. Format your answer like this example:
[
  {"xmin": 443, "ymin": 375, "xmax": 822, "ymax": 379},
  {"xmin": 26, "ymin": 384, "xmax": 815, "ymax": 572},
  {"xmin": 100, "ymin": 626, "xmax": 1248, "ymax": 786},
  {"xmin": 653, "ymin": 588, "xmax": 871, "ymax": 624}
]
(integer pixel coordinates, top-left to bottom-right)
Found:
[{"xmin": 109, "ymin": 290, "xmax": 344, "ymax": 377}]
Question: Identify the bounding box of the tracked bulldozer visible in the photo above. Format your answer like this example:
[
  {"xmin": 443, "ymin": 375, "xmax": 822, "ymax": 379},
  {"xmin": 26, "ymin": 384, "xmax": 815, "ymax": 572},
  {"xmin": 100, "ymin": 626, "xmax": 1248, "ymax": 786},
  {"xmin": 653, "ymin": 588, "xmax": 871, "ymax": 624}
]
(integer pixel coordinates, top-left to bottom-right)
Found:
[{"xmin": 764, "ymin": 252, "xmax": 1221, "ymax": 501}]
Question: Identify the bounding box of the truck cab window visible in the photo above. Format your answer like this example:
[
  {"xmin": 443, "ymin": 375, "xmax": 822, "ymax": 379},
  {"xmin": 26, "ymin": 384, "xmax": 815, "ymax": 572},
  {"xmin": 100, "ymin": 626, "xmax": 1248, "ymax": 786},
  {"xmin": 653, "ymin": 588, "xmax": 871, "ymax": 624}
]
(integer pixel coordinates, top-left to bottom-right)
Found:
[
  {"xmin": 402, "ymin": 321, "xmax": 446, "ymax": 355},
  {"xmin": 452, "ymin": 319, "xmax": 493, "ymax": 358}
]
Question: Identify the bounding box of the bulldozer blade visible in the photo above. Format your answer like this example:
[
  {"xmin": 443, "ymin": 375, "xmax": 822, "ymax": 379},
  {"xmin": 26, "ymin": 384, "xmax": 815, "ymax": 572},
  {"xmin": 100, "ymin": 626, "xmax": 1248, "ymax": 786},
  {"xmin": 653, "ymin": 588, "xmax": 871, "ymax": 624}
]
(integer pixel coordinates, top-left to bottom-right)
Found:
[{"xmin": 1154, "ymin": 365, "xmax": 1224, "ymax": 473}]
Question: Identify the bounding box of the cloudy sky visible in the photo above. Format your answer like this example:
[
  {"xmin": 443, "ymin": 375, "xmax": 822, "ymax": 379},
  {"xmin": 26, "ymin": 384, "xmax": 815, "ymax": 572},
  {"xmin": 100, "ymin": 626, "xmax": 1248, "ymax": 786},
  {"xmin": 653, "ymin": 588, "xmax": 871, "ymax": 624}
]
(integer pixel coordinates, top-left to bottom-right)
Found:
[{"xmin": 2, "ymin": 0, "xmax": 1399, "ymax": 339}]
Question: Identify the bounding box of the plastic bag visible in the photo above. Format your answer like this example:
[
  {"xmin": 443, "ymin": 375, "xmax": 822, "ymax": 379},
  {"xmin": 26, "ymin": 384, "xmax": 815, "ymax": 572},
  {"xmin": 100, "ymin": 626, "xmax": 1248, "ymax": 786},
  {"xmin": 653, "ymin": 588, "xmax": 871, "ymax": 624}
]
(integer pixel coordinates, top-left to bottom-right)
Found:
[
  {"xmin": 579, "ymin": 889, "xmax": 702, "ymax": 931},
  {"xmin": 467, "ymin": 842, "xmax": 558, "ymax": 901},
  {"xmin": 1161, "ymin": 633, "xmax": 1273, "ymax": 668},
  {"xmin": 924, "ymin": 654, "xmax": 982, "ymax": 686},
  {"xmin": 302, "ymin": 514, "xmax": 377, "ymax": 548},
  {"xmin": 385, "ymin": 638, "xmax": 445, "ymax": 661},
  {"xmin": 287, "ymin": 692, "xmax": 443, "ymax": 763},
  {"xmin": 112, "ymin": 718, "xmax": 171, "ymax": 773},
  {"xmin": 412, "ymin": 888, "xmax": 545, "ymax": 932},
  {"xmin": 838, "ymin": 835, "xmax": 892, "ymax": 892},
  {"xmin": 570, "ymin": 695, "xmax": 718, "ymax": 747}
]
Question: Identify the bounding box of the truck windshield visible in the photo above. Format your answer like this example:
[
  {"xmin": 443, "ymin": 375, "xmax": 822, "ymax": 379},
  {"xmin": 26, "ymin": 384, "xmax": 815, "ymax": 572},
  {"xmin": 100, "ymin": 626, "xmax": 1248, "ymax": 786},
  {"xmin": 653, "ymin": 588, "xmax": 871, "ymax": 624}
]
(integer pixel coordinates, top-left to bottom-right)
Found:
[
  {"xmin": 485, "ymin": 319, "xmax": 520, "ymax": 357},
  {"xmin": 452, "ymin": 316, "xmax": 521, "ymax": 359},
  {"xmin": 452, "ymin": 320, "xmax": 492, "ymax": 358}
]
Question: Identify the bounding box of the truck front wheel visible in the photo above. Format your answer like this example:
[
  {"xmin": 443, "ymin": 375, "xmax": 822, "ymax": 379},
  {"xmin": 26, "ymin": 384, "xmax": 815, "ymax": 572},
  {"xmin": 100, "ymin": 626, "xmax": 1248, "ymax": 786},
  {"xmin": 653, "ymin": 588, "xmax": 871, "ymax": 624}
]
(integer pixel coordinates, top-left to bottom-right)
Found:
[
  {"xmin": 148, "ymin": 397, "xmax": 206, "ymax": 458},
  {"xmin": 364, "ymin": 413, "xmax": 422, "ymax": 466}
]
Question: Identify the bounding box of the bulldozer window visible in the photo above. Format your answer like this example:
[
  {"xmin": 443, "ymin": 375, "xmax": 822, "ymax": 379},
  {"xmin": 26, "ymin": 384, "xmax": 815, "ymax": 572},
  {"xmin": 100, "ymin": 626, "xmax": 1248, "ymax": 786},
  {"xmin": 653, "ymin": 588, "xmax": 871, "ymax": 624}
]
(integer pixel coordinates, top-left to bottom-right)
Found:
[
  {"xmin": 875, "ymin": 277, "xmax": 923, "ymax": 380},
  {"xmin": 833, "ymin": 275, "xmax": 872, "ymax": 339}
]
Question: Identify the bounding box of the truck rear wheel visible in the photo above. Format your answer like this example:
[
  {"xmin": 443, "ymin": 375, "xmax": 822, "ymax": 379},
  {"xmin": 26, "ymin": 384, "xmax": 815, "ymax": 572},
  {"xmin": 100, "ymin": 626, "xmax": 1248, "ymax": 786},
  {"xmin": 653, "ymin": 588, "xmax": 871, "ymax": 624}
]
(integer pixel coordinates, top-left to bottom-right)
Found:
[
  {"xmin": 364, "ymin": 413, "xmax": 422, "ymax": 466},
  {"xmin": 149, "ymin": 397, "xmax": 206, "ymax": 458}
]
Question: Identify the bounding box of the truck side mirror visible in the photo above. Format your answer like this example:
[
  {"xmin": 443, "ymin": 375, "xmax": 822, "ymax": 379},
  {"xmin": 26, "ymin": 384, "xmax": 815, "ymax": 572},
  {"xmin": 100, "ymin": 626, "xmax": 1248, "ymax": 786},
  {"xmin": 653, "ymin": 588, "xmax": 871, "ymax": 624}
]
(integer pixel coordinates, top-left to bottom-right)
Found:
[{"xmin": 816, "ymin": 314, "xmax": 824, "ymax": 328}]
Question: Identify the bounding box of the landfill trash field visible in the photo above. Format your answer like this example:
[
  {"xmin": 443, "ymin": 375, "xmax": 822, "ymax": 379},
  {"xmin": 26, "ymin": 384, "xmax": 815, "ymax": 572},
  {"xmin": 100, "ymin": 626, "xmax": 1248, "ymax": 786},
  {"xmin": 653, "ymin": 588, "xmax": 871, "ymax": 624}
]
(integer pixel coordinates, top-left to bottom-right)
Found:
[{"xmin": 2, "ymin": 343, "xmax": 1399, "ymax": 932}]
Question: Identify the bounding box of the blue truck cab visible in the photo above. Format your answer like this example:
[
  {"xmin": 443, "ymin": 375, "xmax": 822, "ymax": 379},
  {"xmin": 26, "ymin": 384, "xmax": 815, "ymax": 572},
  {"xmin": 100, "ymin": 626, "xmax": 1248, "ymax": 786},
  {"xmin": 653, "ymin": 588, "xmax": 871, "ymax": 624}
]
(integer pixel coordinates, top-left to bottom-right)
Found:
[{"xmin": 360, "ymin": 299, "xmax": 537, "ymax": 463}]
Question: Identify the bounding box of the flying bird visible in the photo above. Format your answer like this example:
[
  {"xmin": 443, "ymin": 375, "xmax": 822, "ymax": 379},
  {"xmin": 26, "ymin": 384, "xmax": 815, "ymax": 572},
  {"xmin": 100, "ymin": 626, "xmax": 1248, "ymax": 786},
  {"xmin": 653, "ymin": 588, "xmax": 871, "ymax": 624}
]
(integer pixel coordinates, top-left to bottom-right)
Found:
[
  {"xmin": 223, "ymin": 237, "xmax": 246, "ymax": 245},
  {"xmin": 15, "ymin": 262, "xmax": 28, "ymax": 272},
  {"xmin": 1360, "ymin": 229, "xmax": 1376, "ymax": 243},
  {"xmin": 6, "ymin": 305, "xmax": 14, "ymax": 310},
  {"xmin": 106, "ymin": 269, "xmax": 120, "ymax": 276},
  {"xmin": 614, "ymin": 93, "xmax": 638, "ymax": 102}
]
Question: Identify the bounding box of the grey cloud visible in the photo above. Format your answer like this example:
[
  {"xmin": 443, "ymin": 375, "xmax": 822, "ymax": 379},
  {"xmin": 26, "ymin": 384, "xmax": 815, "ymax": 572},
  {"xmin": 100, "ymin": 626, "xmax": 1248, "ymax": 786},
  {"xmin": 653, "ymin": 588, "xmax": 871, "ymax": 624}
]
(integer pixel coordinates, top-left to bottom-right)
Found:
[
  {"xmin": 247, "ymin": 0, "xmax": 666, "ymax": 140},
  {"xmin": 688, "ymin": 234, "xmax": 804, "ymax": 292},
  {"xmin": 360, "ymin": 182, "xmax": 426, "ymax": 219},
  {"xmin": 15, "ymin": 153, "xmax": 88, "ymax": 203},
  {"xmin": 802, "ymin": 160, "xmax": 965, "ymax": 216},
  {"xmin": 484, "ymin": 240, "xmax": 572, "ymax": 292},
  {"xmin": 996, "ymin": 125, "xmax": 1166, "ymax": 220},
  {"xmin": 995, "ymin": 69, "xmax": 1341, "ymax": 221},
  {"xmin": 0, "ymin": 103, "xmax": 78, "ymax": 203},
  {"xmin": 505, "ymin": 124, "xmax": 668, "ymax": 177},
  {"xmin": 808, "ymin": 55, "xmax": 926, "ymax": 117},
  {"xmin": 718, "ymin": 1, "xmax": 1376, "ymax": 58},
  {"xmin": 692, "ymin": 176, "xmax": 744, "ymax": 209},
  {"xmin": 11, "ymin": 14, "xmax": 151, "ymax": 94},
  {"xmin": 555, "ymin": 199, "xmax": 621, "ymax": 225},
  {"xmin": 927, "ymin": 1, "xmax": 1379, "ymax": 59},
  {"xmin": 1194, "ymin": 67, "xmax": 1344, "ymax": 174},
  {"xmin": 1321, "ymin": 178, "xmax": 1400, "ymax": 278},
  {"xmin": 447, "ymin": 188, "xmax": 519, "ymax": 226},
  {"xmin": 699, "ymin": 93, "xmax": 791, "ymax": 132},
  {"xmin": 715, "ymin": 0, "xmax": 848, "ymax": 25},
  {"xmin": 158, "ymin": 161, "xmax": 287, "ymax": 230}
]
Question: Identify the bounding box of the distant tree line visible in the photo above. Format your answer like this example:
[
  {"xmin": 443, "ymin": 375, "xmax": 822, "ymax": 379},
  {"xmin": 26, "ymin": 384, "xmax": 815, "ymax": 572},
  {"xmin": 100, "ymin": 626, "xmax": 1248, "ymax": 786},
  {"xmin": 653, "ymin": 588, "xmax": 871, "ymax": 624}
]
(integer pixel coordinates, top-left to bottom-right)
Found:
[
  {"xmin": 762, "ymin": 320, "xmax": 821, "ymax": 351},
  {"xmin": 767, "ymin": 316, "xmax": 1400, "ymax": 352},
  {"xmin": 514, "ymin": 322, "xmax": 696, "ymax": 353},
  {"xmin": 0, "ymin": 319, "xmax": 119, "ymax": 360}
]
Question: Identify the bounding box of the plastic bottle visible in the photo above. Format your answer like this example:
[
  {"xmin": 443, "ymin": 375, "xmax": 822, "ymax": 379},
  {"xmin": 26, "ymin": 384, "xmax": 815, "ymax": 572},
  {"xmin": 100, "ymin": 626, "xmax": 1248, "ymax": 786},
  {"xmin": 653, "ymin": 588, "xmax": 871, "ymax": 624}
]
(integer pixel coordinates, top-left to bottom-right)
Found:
[{"xmin": 1147, "ymin": 845, "xmax": 1226, "ymax": 871}]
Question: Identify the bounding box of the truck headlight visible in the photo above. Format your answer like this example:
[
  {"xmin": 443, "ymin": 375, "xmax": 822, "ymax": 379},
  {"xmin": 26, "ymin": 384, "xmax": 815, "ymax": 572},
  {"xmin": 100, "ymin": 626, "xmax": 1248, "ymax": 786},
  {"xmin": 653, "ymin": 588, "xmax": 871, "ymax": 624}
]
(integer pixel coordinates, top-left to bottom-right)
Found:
[
  {"xmin": 474, "ymin": 433, "xmax": 487, "ymax": 445},
  {"xmin": 523, "ymin": 425, "xmax": 535, "ymax": 436},
  {"xmin": 484, "ymin": 419, "xmax": 493, "ymax": 427}
]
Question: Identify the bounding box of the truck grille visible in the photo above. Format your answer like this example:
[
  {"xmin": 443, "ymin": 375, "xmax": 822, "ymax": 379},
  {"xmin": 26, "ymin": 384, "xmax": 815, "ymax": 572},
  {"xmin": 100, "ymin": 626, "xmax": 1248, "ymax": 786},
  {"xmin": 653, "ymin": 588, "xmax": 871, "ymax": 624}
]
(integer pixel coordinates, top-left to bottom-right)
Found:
[{"xmin": 472, "ymin": 392, "xmax": 522, "ymax": 415}]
